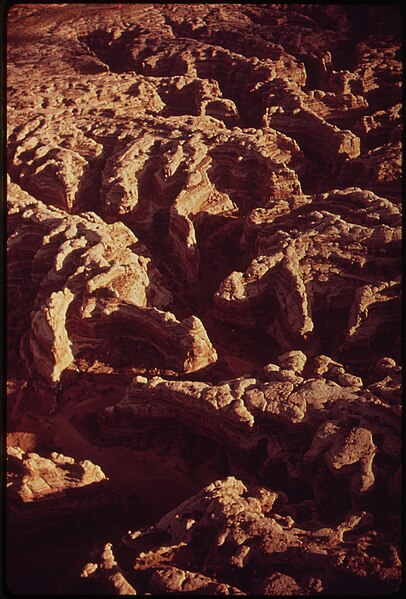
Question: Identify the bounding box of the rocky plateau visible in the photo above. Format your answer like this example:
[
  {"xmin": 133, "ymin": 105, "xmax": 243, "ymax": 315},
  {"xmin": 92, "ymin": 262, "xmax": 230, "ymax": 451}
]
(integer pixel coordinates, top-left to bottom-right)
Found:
[{"xmin": 6, "ymin": 3, "xmax": 402, "ymax": 596}]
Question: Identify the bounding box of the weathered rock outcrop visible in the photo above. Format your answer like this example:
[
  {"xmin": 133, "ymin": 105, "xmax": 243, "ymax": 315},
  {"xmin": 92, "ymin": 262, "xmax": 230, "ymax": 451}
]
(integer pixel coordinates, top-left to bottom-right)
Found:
[
  {"xmin": 7, "ymin": 446, "xmax": 110, "ymax": 529},
  {"xmin": 7, "ymin": 3, "xmax": 402, "ymax": 595},
  {"xmin": 8, "ymin": 118, "xmax": 105, "ymax": 213},
  {"xmin": 338, "ymin": 142, "xmax": 402, "ymax": 202},
  {"xmin": 353, "ymin": 103, "xmax": 402, "ymax": 150},
  {"xmin": 100, "ymin": 352, "xmax": 401, "ymax": 515},
  {"xmin": 215, "ymin": 188, "xmax": 401, "ymax": 360},
  {"xmin": 258, "ymin": 78, "xmax": 362, "ymax": 168},
  {"xmin": 8, "ymin": 183, "xmax": 217, "ymax": 382},
  {"xmin": 79, "ymin": 476, "xmax": 401, "ymax": 595},
  {"xmin": 349, "ymin": 33, "xmax": 402, "ymax": 107},
  {"xmin": 101, "ymin": 116, "xmax": 303, "ymax": 283}
]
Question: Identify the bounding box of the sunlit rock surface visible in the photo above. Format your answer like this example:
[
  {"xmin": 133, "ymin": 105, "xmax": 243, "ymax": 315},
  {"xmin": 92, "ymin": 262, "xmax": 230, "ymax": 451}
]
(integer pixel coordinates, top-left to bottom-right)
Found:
[
  {"xmin": 8, "ymin": 182, "xmax": 217, "ymax": 382},
  {"xmin": 100, "ymin": 353, "xmax": 401, "ymax": 511},
  {"xmin": 7, "ymin": 447, "xmax": 110, "ymax": 529},
  {"xmin": 79, "ymin": 476, "xmax": 401, "ymax": 595},
  {"xmin": 215, "ymin": 188, "xmax": 401, "ymax": 361},
  {"xmin": 7, "ymin": 3, "xmax": 401, "ymax": 595}
]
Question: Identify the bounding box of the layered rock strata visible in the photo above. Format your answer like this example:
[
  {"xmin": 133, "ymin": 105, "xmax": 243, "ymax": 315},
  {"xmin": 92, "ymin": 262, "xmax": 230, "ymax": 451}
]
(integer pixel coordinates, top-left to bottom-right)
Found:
[
  {"xmin": 7, "ymin": 3, "xmax": 402, "ymax": 596},
  {"xmin": 7, "ymin": 447, "xmax": 110, "ymax": 529},
  {"xmin": 8, "ymin": 119, "xmax": 105, "ymax": 213},
  {"xmin": 257, "ymin": 78, "xmax": 362, "ymax": 169},
  {"xmin": 8, "ymin": 181, "xmax": 217, "ymax": 382},
  {"xmin": 215, "ymin": 188, "xmax": 401, "ymax": 360},
  {"xmin": 99, "ymin": 352, "xmax": 401, "ymax": 516},
  {"xmin": 338, "ymin": 142, "xmax": 402, "ymax": 202},
  {"xmin": 101, "ymin": 117, "xmax": 303, "ymax": 283},
  {"xmin": 79, "ymin": 476, "xmax": 401, "ymax": 595}
]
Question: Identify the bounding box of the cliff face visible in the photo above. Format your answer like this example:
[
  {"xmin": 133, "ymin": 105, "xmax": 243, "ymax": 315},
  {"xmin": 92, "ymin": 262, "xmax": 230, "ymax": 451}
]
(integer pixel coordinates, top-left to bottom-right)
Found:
[{"xmin": 6, "ymin": 3, "xmax": 401, "ymax": 596}]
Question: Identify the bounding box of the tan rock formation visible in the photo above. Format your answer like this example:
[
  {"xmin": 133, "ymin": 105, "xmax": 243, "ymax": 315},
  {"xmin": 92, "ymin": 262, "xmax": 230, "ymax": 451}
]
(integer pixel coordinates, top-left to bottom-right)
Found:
[
  {"xmin": 353, "ymin": 104, "xmax": 402, "ymax": 149},
  {"xmin": 8, "ymin": 184, "xmax": 217, "ymax": 382},
  {"xmin": 7, "ymin": 3, "xmax": 402, "ymax": 595},
  {"xmin": 79, "ymin": 476, "xmax": 401, "ymax": 595},
  {"xmin": 338, "ymin": 142, "xmax": 402, "ymax": 202},
  {"xmin": 7, "ymin": 446, "xmax": 110, "ymax": 529},
  {"xmin": 215, "ymin": 188, "xmax": 401, "ymax": 359},
  {"xmin": 8, "ymin": 118, "xmax": 105, "ymax": 212},
  {"xmin": 150, "ymin": 568, "xmax": 244, "ymax": 595},
  {"xmin": 99, "ymin": 353, "xmax": 400, "ymax": 512},
  {"xmin": 259, "ymin": 78, "xmax": 362, "ymax": 168},
  {"xmin": 101, "ymin": 116, "xmax": 303, "ymax": 283},
  {"xmin": 7, "ymin": 446, "xmax": 107, "ymax": 501}
]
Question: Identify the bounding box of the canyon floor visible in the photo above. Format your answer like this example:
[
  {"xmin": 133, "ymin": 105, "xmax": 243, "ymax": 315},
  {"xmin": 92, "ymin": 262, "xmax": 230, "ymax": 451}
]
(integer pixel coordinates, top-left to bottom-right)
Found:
[{"xmin": 5, "ymin": 3, "xmax": 402, "ymax": 596}]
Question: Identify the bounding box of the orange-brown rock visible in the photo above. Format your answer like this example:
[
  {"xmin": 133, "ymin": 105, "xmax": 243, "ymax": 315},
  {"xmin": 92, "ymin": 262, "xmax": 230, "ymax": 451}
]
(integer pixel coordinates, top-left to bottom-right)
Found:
[
  {"xmin": 338, "ymin": 142, "xmax": 402, "ymax": 202},
  {"xmin": 215, "ymin": 188, "xmax": 401, "ymax": 361},
  {"xmin": 258, "ymin": 78, "xmax": 362, "ymax": 168},
  {"xmin": 7, "ymin": 446, "xmax": 110, "ymax": 529},
  {"xmin": 100, "ymin": 353, "xmax": 401, "ymax": 514},
  {"xmin": 353, "ymin": 104, "xmax": 402, "ymax": 149},
  {"xmin": 78, "ymin": 476, "xmax": 401, "ymax": 595},
  {"xmin": 7, "ymin": 3, "xmax": 401, "ymax": 595},
  {"xmin": 8, "ymin": 183, "xmax": 217, "ymax": 382},
  {"xmin": 100, "ymin": 116, "xmax": 303, "ymax": 284},
  {"xmin": 8, "ymin": 118, "xmax": 105, "ymax": 213}
]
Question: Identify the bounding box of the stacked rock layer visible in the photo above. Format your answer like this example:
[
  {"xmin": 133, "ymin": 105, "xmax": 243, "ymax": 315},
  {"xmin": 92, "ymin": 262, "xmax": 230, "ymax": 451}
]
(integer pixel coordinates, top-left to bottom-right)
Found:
[{"xmin": 6, "ymin": 3, "xmax": 401, "ymax": 596}]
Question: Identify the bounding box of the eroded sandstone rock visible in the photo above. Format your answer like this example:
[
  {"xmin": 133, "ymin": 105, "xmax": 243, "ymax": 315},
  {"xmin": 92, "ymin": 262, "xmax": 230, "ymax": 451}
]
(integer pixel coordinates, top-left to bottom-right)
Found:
[
  {"xmin": 8, "ymin": 184, "xmax": 217, "ymax": 382},
  {"xmin": 98, "ymin": 353, "xmax": 401, "ymax": 517},
  {"xmin": 7, "ymin": 446, "xmax": 110, "ymax": 529},
  {"xmin": 79, "ymin": 476, "xmax": 401, "ymax": 595},
  {"xmin": 338, "ymin": 142, "xmax": 402, "ymax": 202},
  {"xmin": 7, "ymin": 3, "xmax": 401, "ymax": 595},
  {"xmin": 101, "ymin": 116, "xmax": 303, "ymax": 283},
  {"xmin": 259, "ymin": 78, "xmax": 362, "ymax": 168},
  {"xmin": 8, "ymin": 118, "xmax": 105, "ymax": 213},
  {"xmin": 7, "ymin": 446, "xmax": 107, "ymax": 500},
  {"xmin": 216, "ymin": 188, "xmax": 401, "ymax": 360}
]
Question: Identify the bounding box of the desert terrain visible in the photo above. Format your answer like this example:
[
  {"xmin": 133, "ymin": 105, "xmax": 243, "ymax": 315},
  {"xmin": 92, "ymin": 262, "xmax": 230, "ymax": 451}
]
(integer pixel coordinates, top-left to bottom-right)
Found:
[{"xmin": 6, "ymin": 3, "xmax": 401, "ymax": 595}]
